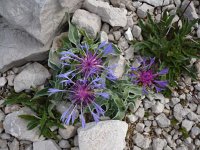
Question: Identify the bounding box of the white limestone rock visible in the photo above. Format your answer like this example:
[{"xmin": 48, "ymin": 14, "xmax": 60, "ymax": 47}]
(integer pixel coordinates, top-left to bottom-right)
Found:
[
  {"xmin": 58, "ymin": 125, "xmax": 77, "ymax": 140},
  {"xmin": 3, "ymin": 107, "xmax": 44, "ymax": 142},
  {"xmin": 14, "ymin": 62, "xmax": 51, "ymax": 92},
  {"xmin": 33, "ymin": 140, "xmax": 61, "ymax": 150},
  {"xmin": 0, "ymin": 0, "xmax": 67, "ymax": 44},
  {"xmin": 125, "ymin": 46, "xmax": 134, "ymax": 60},
  {"xmin": 197, "ymin": 25, "xmax": 200, "ymax": 38},
  {"xmin": 83, "ymin": 0, "xmax": 127, "ymax": 27},
  {"xmin": 137, "ymin": 3, "xmax": 154, "ymax": 18},
  {"xmin": 72, "ymin": 9, "xmax": 101, "ymax": 38},
  {"xmin": 0, "ymin": 77, "xmax": 7, "ymax": 87},
  {"xmin": 182, "ymin": 119, "xmax": 194, "ymax": 131},
  {"xmin": 132, "ymin": 25, "xmax": 142, "ymax": 39},
  {"xmin": 133, "ymin": 133, "xmax": 151, "ymax": 149},
  {"xmin": 152, "ymin": 138, "xmax": 167, "ymax": 150},
  {"xmin": 173, "ymin": 103, "xmax": 184, "ymax": 122},
  {"xmin": 109, "ymin": 55, "xmax": 125, "ymax": 79},
  {"xmin": 181, "ymin": 0, "xmax": 199, "ymax": 20},
  {"xmin": 78, "ymin": 120, "xmax": 128, "ymax": 150},
  {"xmin": 156, "ymin": 113, "xmax": 170, "ymax": 128},
  {"xmin": 125, "ymin": 27, "xmax": 134, "ymax": 41},
  {"xmin": 100, "ymin": 31, "xmax": 108, "ymax": 43},
  {"xmin": 139, "ymin": 0, "xmax": 170, "ymax": 7},
  {"xmin": 0, "ymin": 18, "xmax": 50, "ymax": 73},
  {"xmin": 59, "ymin": 0, "xmax": 84, "ymax": 12},
  {"xmin": 152, "ymin": 101, "xmax": 164, "ymax": 114}
]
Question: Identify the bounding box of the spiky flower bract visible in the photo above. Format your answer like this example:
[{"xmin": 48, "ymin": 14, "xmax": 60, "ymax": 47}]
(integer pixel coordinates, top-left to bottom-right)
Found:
[
  {"xmin": 130, "ymin": 57, "xmax": 168, "ymax": 94},
  {"xmin": 48, "ymin": 78, "xmax": 108, "ymax": 127}
]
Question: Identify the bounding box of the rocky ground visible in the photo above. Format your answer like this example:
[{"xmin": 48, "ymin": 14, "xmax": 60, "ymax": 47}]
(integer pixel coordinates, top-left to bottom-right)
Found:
[{"xmin": 0, "ymin": 0, "xmax": 200, "ymax": 150}]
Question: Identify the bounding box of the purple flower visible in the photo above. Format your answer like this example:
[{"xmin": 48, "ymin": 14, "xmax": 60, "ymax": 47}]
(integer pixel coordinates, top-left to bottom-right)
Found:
[
  {"xmin": 58, "ymin": 79, "xmax": 109, "ymax": 128},
  {"xmin": 59, "ymin": 42, "xmax": 116, "ymax": 80},
  {"xmin": 130, "ymin": 58, "xmax": 168, "ymax": 94}
]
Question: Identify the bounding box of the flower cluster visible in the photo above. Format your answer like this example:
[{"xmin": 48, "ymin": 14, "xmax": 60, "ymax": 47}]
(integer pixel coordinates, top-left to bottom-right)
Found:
[
  {"xmin": 48, "ymin": 42, "xmax": 116, "ymax": 127},
  {"xmin": 129, "ymin": 57, "xmax": 168, "ymax": 94}
]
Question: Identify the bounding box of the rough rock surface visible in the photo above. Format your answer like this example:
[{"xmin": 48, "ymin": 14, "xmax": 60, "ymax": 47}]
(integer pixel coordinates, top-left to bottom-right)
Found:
[
  {"xmin": 0, "ymin": 18, "xmax": 50, "ymax": 73},
  {"xmin": 133, "ymin": 133, "xmax": 151, "ymax": 149},
  {"xmin": 137, "ymin": 3, "xmax": 154, "ymax": 18},
  {"xmin": 72, "ymin": 9, "xmax": 101, "ymax": 37},
  {"xmin": 0, "ymin": 0, "xmax": 67, "ymax": 44},
  {"xmin": 181, "ymin": 0, "xmax": 199, "ymax": 20},
  {"xmin": 109, "ymin": 55, "xmax": 126, "ymax": 79},
  {"xmin": 139, "ymin": 0, "xmax": 170, "ymax": 7},
  {"xmin": 59, "ymin": 0, "xmax": 84, "ymax": 12},
  {"xmin": 78, "ymin": 120, "xmax": 128, "ymax": 150},
  {"xmin": 58, "ymin": 125, "xmax": 77, "ymax": 140},
  {"xmin": 33, "ymin": 140, "xmax": 61, "ymax": 150},
  {"xmin": 3, "ymin": 107, "xmax": 44, "ymax": 142},
  {"xmin": 14, "ymin": 62, "xmax": 50, "ymax": 92},
  {"xmin": 83, "ymin": 0, "xmax": 127, "ymax": 27},
  {"xmin": 155, "ymin": 113, "xmax": 170, "ymax": 128}
]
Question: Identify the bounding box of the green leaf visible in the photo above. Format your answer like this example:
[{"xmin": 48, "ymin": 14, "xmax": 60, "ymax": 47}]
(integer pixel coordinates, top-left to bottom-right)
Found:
[
  {"xmin": 48, "ymin": 50, "xmax": 61, "ymax": 71},
  {"xmin": 68, "ymin": 20, "xmax": 80, "ymax": 45},
  {"xmin": 19, "ymin": 115, "xmax": 39, "ymax": 121},
  {"xmin": 32, "ymin": 88, "xmax": 49, "ymax": 100},
  {"xmin": 27, "ymin": 120, "xmax": 39, "ymax": 130},
  {"xmin": 40, "ymin": 111, "xmax": 48, "ymax": 136}
]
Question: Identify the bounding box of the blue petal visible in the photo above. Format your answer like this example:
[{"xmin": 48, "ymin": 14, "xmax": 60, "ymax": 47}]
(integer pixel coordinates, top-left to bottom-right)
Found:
[
  {"xmin": 93, "ymin": 102, "xmax": 105, "ymax": 116},
  {"xmin": 48, "ymin": 88, "xmax": 65, "ymax": 95},
  {"xmin": 155, "ymin": 86, "xmax": 164, "ymax": 93},
  {"xmin": 148, "ymin": 57, "xmax": 155, "ymax": 68},
  {"xmin": 80, "ymin": 114, "xmax": 86, "ymax": 128},
  {"xmin": 98, "ymin": 41, "xmax": 107, "ymax": 49},
  {"xmin": 158, "ymin": 68, "xmax": 169, "ymax": 75},
  {"xmin": 103, "ymin": 43, "xmax": 114, "ymax": 55},
  {"xmin": 91, "ymin": 112, "xmax": 100, "ymax": 123},
  {"xmin": 97, "ymin": 92, "xmax": 110, "ymax": 99},
  {"xmin": 142, "ymin": 86, "xmax": 148, "ymax": 95},
  {"xmin": 58, "ymin": 71, "xmax": 74, "ymax": 78},
  {"xmin": 154, "ymin": 80, "xmax": 168, "ymax": 87}
]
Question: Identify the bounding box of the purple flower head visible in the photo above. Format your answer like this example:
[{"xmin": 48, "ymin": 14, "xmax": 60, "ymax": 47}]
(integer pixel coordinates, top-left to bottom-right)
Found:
[
  {"xmin": 130, "ymin": 57, "xmax": 168, "ymax": 94},
  {"xmin": 59, "ymin": 42, "xmax": 116, "ymax": 80},
  {"xmin": 54, "ymin": 79, "xmax": 109, "ymax": 128}
]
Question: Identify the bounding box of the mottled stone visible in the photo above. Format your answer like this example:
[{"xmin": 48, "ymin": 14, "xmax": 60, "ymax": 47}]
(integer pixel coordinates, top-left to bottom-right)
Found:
[
  {"xmin": 78, "ymin": 120, "xmax": 128, "ymax": 150},
  {"xmin": 72, "ymin": 9, "xmax": 101, "ymax": 38},
  {"xmin": 14, "ymin": 62, "xmax": 50, "ymax": 92},
  {"xmin": 0, "ymin": 18, "xmax": 50, "ymax": 73},
  {"xmin": 0, "ymin": 0, "xmax": 67, "ymax": 44},
  {"xmin": 84, "ymin": 0, "xmax": 127, "ymax": 27},
  {"xmin": 156, "ymin": 113, "xmax": 170, "ymax": 128},
  {"xmin": 59, "ymin": 125, "xmax": 77, "ymax": 140},
  {"xmin": 33, "ymin": 140, "xmax": 61, "ymax": 150},
  {"xmin": 3, "ymin": 107, "xmax": 44, "ymax": 142}
]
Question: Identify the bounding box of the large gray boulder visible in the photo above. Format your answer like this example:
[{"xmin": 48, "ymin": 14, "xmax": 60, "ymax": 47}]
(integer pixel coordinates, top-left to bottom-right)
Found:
[
  {"xmin": 0, "ymin": 0, "xmax": 67, "ymax": 44},
  {"xmin": 0, "ymin": 18, "xmax": 50, "ymax": 73},
  {"xmin": 78, "ymin": 120, "xmax": 128, "ymax": 150},
  {"xmin": 3, "ymin": 107, "xmax": 44, "ymax": 142},
  {"xmin": 14, "ymin": 62, "xmax": 51, "ymax": 92},
  {"xmin": 83, "ymin": 0, "xmax": 127, "ymax": 27}
]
